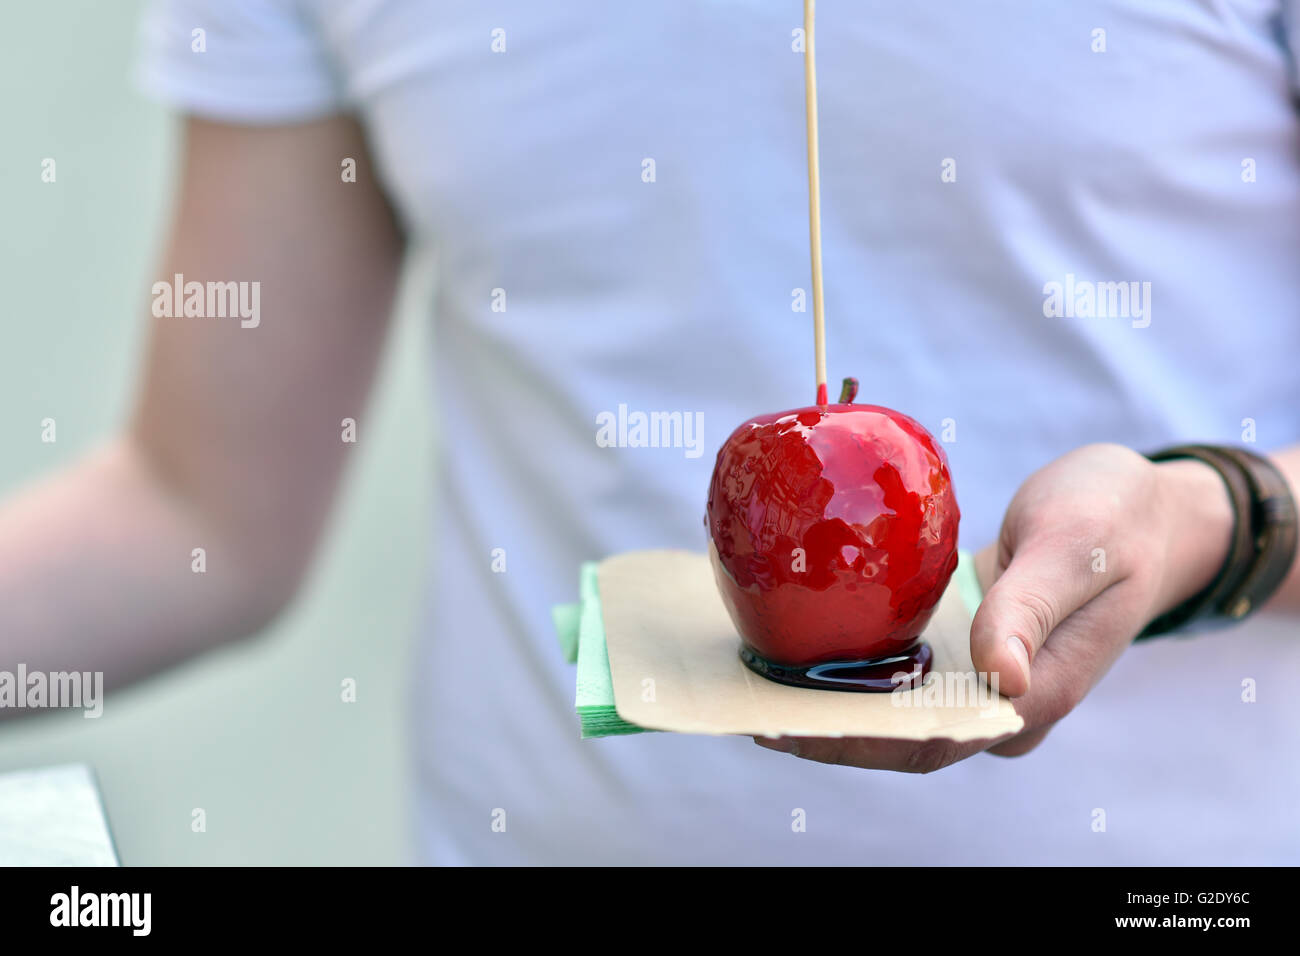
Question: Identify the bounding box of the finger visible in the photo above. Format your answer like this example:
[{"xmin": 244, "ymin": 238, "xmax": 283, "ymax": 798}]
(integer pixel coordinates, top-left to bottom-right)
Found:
[
  {"xmin": 1011, "ymin": 575, "xmax": 1150, "ymax": 723},
  {"xmin": 970, "ymin": 540, "xmax": 1110, "ymax": 697},
  {"xmin": 973, "ymin": 543, "xmax": 1000, "ymax": 593},
  {"xmin": 986, "ymin": 723, "xmax": 1055, "ymax": 757},
  {"xmin": 753, "ymin": 732, "xmax": 1016, "ymax": 774}
]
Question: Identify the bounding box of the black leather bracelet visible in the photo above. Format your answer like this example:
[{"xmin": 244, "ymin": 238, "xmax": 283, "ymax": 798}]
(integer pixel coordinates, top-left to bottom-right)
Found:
[
  {"xmin": 1217, "ymin": 446, "xmax": 1299, "ymax": 617},
  {"xmin": 1136, "ymin": 444, "xmax": 1298, "ymax": 640}
]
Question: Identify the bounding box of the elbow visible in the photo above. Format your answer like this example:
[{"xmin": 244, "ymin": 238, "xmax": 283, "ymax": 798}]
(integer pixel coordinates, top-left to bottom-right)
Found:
[
  {"xmin": 231, "ymin": 571, "xmax": 304, "ymax": 640},
  {"xmin": 217, "ymin": 533, "xmax": 320, "ymax": 643}
]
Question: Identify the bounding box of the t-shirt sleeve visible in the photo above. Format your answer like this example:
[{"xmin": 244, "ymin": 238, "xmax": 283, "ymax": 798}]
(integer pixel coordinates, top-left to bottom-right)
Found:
[{"xmin": 135, "ymin": 0, "xmax": 345, "ymax": 124}]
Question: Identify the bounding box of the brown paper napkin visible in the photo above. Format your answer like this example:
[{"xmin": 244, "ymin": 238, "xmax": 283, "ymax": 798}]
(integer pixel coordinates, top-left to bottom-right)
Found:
[{"xmin": 598, "ymin": 549, "xmax": 1023, "ymax": 741}]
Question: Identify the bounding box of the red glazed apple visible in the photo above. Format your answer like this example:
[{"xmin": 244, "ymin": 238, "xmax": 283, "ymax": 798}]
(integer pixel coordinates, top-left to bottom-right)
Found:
[{"xmin": 706, "ymin": 379, "xmax": 959, "ymax": 688}]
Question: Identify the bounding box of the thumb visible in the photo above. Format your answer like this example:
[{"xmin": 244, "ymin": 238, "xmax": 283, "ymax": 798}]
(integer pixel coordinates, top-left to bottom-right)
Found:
[{"xmin": 970, "ymin": 542, "xmax": 1106, "ymax": 697}]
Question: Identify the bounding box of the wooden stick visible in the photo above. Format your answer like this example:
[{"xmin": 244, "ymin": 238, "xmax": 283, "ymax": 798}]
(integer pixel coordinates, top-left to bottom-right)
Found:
[{"xmin": 804, "ymin": 0, "xmax": 828, "ymax": 406}]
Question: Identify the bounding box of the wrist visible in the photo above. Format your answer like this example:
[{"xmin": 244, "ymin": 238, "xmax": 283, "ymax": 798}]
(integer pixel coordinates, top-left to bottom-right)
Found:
[{"xmin": 1152, "ymin": 458, "xmax": 1235, "ymax": 617}]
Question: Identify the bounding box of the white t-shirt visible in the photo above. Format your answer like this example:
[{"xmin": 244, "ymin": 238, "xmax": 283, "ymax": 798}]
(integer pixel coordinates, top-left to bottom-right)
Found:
[{"xmin": 138, "ymin": 0, "xmax": 1300, "ymax": 864}]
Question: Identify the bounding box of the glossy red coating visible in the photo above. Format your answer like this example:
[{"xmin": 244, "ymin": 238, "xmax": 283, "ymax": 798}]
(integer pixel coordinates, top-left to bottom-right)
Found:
[{"xmin": 706, "ymin": 402, "xmax": 959, "ymax": 667}]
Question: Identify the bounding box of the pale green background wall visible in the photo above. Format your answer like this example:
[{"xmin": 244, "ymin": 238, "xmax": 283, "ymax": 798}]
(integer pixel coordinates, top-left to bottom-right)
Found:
[{"xmin": 0, "ymin": 1, "xmax": 432, "ymax": 864}]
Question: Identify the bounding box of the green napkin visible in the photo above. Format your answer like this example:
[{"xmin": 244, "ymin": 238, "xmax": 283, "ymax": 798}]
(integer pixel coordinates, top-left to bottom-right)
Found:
[
  {"xmin": 567, "ymin": 562, "xmax": 648, "ymax": 737},
  {"xmin": 551, "ymin": 603, "xmax": 580, "ymax": 664},
  {"xmin": 555, "ymin": 550, "xmax": 982, "ymax": 739},
  {"xmin": 952, "ymin": 549, "xmax": 984, "ymax": 615}
]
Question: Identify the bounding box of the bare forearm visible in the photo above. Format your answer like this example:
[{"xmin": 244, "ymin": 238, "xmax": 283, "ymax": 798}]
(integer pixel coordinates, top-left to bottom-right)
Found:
[
  {"xmin": 0, "ymin": 437, "xmax": 284, "ymax": 700},
  {"xmin": 0, "ymin": 116, "xmax": 402, "ymax": 719}
]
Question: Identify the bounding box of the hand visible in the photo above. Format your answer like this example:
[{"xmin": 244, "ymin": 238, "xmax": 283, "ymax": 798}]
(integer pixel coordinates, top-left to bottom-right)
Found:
[{"xmin": 754, "ymin": 443, "xmax": 1234, "ymax": 771}]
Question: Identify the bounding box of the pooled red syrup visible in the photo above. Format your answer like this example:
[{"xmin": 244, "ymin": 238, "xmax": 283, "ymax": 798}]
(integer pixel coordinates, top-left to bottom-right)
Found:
[{"xmin": 706, "ymin": 387, "xmax": 959, "ymax": 690}]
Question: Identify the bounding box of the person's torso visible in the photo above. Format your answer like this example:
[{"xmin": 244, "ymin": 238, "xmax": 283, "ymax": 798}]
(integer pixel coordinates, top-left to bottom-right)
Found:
[{"xmin": 309, "ymin": 0, "xmax": 1300, "ymax": 863}]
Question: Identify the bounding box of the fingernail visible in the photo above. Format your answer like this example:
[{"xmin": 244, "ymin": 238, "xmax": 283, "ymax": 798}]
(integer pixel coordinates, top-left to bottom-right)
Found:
[
  {"xmin": 1005, "ymin": 635, "xmax": 1032, "ymax": 689},
  {"xmin": 755, "ymin": 736, "xmax": 797, "ymax": 755}
]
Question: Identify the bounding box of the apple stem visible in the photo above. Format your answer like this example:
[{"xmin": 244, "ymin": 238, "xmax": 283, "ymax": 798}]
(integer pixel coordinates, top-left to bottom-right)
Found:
[{"xmin": 839, "ymin": 377, "xmax": 859, "ymax": 404}]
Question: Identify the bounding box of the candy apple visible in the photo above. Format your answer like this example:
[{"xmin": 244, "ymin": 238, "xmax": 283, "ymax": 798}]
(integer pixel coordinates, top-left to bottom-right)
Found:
[{"xmin": 705, "ymin": 379, "xmax": 959, "ymax": 691}]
